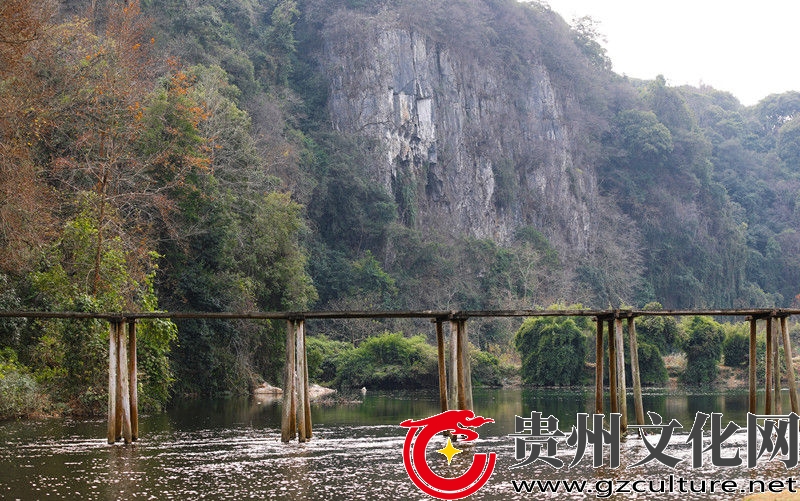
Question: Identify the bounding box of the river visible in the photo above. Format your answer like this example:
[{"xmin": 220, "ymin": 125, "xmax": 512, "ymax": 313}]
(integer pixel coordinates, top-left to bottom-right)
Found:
[{"xmin": 1, "ymin": 388, "xmax": 799, "ymax": 500}]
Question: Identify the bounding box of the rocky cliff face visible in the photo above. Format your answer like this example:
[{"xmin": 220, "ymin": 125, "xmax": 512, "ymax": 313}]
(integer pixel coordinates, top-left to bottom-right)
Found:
[{"xmin": 319, "ymin": 12, "xmax": 598, "ymax": 255}]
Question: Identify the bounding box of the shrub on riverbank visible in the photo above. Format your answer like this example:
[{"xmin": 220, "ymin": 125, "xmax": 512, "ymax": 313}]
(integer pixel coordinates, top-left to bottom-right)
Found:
[
  {"xmin": 515, "ymin": 316, "xmax": 587, "ymax": 386},
  {"xmin": 335, "ymin": 332, "xmax": 438, "ymax": 389},
  {"xmin": 306, "ymin": 335, "xmax": 352, "ymax": 384},
  {"xmin": 722, "ymin": 323, "xmax": 749, "ymax": 367},
  {"xmin": 681, "ymin": 316, "xmax": 725, "ymax": 385},
  {"xmin": 0, "ymin": 348, "xmax": 43, "ymax": 420},
  {"xmin": 629, "ymin": 342, "xmax": 669, "ymax": 385}
]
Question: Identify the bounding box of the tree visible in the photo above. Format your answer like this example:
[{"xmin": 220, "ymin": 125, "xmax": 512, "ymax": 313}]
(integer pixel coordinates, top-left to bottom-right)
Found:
[
  {"xmin": 145, "ymin": 64, "xmax": 317, "ymax": 394},
  {"xmin": 0, "ymin": 0, "xmax": 56, "ymax": 273},
  {"xmin": 722, "ymin": 323, "xmax": 749, "ymax": 367},
  {"xmin": 636, "ymin": 302, "xmax": 682, "ymax": 354},
  {"xmin": 31, "ymin": 2, "xmax": 174, "ymax": 305},
  {"xmin": 681, "ymin": 316, "xmax": 725, "ymax": 385},
  {"xmin": 626, "ymin": 342, "xmax": 668, "ymax": 386},
  {"xmin": 777, "ymin": 118, "xmax": 800, "ymax": 167},
  {"xmin": 514, "ymin": 316, "xmax": 587, "ymax": 386},
  {"xmin": 570, "ymin": 15, "xmax": 610, "ymax": 70},
  {"xmin": 335, "ymin": 332, "xmax": 438, "ymax": 389},
  {"xmin": 616, "ymin": 109, "xmax": 673, "ymax": 167},
  {"xmin": 262, "ymin": 0, "xmax": 299, "ymax": 86},
  {"xmin": 28, "ymin": 200, "xmax": 176, "ymax": 413}
]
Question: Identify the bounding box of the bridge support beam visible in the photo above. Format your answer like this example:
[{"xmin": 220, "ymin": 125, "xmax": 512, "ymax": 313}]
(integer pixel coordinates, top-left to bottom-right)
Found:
[
  {"xmin": 447, "ymin": 318, "xmax": 473, "ymax": 411},
  {"xmin": 595, "ymin": 313, "xmax": 642, "ymax": 435},
  {"xmin": 448, "ymin": 321, "xmax": 458, "ymax": 410},
  {"xmin": 607, "ymin": 318, "xmax": 618, "ymax": 416},
  {"xmin": 614, "ymin": 318, "xmax": 628, "ymax": 433},
  {"xmin": 282, "ymin": 318, "xmax": 312, "ymax": 443},
  {"xmin": 627, "ymin": 317, "xmax": 644, "ymax": 427},
  {"xmin": 435, "ymin": 320, "xmax": 448, "ymax": 412},
  {"xmin": 595, "ymin": 318, "xmax": 604, "ymax": 414},
  {"xmin": 108, "ymin": 319, "xmax": 137, "ymax": 445},
  {"xmin": 773, "ymin": 316, "xmax": 782, "ymax": 414},
  {"xmin": 766, "ymin": 316, "xmax": 774, "ymax": 414}
]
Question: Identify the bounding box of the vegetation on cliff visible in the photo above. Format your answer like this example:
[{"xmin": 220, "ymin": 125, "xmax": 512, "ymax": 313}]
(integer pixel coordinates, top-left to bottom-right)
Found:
[{"xmin": 2, "ymin": 0, "xmax": 800, "ymax": 415}]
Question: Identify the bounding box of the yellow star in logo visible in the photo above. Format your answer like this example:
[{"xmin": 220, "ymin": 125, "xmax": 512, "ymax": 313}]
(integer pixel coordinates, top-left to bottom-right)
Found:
[{"xmin": 436, "ymin": 437, "xmax": 463, "ymax": 465}]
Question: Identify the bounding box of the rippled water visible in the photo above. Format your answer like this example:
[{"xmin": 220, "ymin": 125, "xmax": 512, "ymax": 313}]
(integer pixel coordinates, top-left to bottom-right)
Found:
[{"xmin": 1, "ymin": 388, "xmax": 799, "ymax": 500}]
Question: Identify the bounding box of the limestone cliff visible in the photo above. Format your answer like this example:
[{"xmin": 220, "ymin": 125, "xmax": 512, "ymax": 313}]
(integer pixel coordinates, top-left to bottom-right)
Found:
[{"xmin": 318, "ymin": 10, "xmax": 598, "ymax": 256}]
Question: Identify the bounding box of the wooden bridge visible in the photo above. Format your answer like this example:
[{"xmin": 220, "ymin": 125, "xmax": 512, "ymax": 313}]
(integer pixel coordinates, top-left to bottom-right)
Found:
[{"xmin": 2, "ymin": 307, "xmax": 800, "ymax": 444}]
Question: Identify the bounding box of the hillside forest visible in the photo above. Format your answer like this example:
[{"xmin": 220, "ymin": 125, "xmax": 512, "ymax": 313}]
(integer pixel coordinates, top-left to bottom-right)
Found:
[{"xmin": 2, "ymin": 0, "xmax": 800, "ymax": 417}]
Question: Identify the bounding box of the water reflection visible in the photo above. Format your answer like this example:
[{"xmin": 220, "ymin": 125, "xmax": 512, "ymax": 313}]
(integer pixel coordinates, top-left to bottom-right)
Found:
[{"xmin": 0, "ymin": 388, "xmax": 799, "ymax": 500}]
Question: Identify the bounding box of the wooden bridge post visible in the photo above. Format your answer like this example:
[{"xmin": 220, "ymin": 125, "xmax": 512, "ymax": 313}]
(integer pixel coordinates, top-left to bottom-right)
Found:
[
  {"xmin": 281, "ymin": 319, "xmax": 297, "ymax": 443},
  {"xmin": 281, "ymin": 318, "xmax": 312, "ymax": 443},
  {"xmin": 780, "ymin": 316, "xmax": 800, "ymax": 414},
  {"xmin": 108, "ymin": 319, "xmax": 135, "ymax": 445},
  {"xmin": 607, "ymin": 318, "xmax": 618, "ymax": 415},
  {"xmin": 594, "ymin": 318, "xmax": 604, "ymax": 414},
  {"xmin": 118, "ymin": 321, "xmax": 133, "ymax": 444},
  {"xmin": 301, "ymin": 320, "xmax": 312, "ymax": 440},
  {"xmin": 614, "ymin": 317, "xmax": 627, "ymax": 433},
  {"xmin": 748, "ymin": 317, "xmax": 757, "ymax": 414},
  {"xmin": 128, "ymin": 320, "xmax": 138, "ymax": 441},
  {"xmin": 766, "ymin": 316, "xmax": 773, "ymax": 414},
  {"xmin": 296, "ymin": 319, "xmax": 310, "ymax": 442},
  {"xmin": 435, "ymin": 320, "xmax": 448, "ymax": 412},
  {"xmin": 448, "ymin": 320, "xmax": 458, "ymax": 410},
  {"xmin": 773, "ymin": 315, "xmax": 782, "ymax": 414},
  {"xmin": 108, "ymin": 320, "xmax": 119, "ymax": 444},
  {"xmin": 455, "ymin": 319, "xmax": 467, "ymax": 410},
  {"xmin": 461, "ymin": 319, "xmax": 473, "ymax": 412},
  {"xmin": 627, "ymin": 317, "xmax": 644, "ymax": 427}
]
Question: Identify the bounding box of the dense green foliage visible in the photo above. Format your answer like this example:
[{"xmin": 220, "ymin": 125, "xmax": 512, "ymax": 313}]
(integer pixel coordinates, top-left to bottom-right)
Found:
[
  {"xmin": 514, "ymin": 316, "xmax": 589, "ymax": 386},
  {"xmin": 626, "ymin": 342, "xmax": 668, "ymax": 386},
  {"xmin": 306, "ymin": 332, "xmax": 506, "ymax": 389},
  {"xmin": 335, "ymin": 333, "xmax": 438, "ymax": 389},
  {"xmin": 722, "ymin": 324, "xmax": 750, "ymax": 367},
  {"xmin": 635, "ymin": 302, "xmax": 683, "ymax": 354},
  {"xmin": 681, "ymin": 316, "xmax": 726, "ymax": 385},
  {"xmin": 306, "ymin": 335, "xmax": 351, "ymax": 384},
  {"xmin": 0, "ymin": 348, "xmax": 41, "ymax": 419}
]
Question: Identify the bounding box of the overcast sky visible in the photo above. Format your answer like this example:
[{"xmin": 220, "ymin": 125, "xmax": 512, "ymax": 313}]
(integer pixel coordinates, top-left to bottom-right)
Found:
[{"xmin": 541, "ymin": 0, "xmax": 799, "ymax": 106}]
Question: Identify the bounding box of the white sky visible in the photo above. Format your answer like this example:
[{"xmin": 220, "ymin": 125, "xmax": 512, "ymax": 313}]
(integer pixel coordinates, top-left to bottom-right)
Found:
[{"xmin": 541, "ymin": 0, "xmax": 799, "ymax": 106}]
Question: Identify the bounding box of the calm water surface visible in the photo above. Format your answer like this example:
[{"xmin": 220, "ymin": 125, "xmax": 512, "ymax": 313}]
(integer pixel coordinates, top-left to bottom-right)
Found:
[{"xmin": 1, "ymin": 388, "xmax": 799, "ymax": 500}]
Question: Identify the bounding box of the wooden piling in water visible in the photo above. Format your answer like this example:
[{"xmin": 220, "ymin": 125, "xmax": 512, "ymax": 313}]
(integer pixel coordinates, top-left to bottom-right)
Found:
[
  {"xmin": 296, "ymin": 320, "xmax": 308, "ymax": 443},
  {"xmin": 607, "ymin": 318, "xmax": 618, "ymax": 415},
  {"xmin": 108, "ymin": 321, "xmax": 119, "ymax": 444},
  {"xmin": 766, "ymin": 316, "xmax": 773, "ymax": 414},
  {"xmin": 128, "ymin": 320, "xmax": 138, "ymax": 441},
  {"xmin": 114, "ymin": 322, "xmax": 123, "ymax": 441},
  {"xmin": 301, "ymin": 321, "xmax": 312, "ymax": 440},
  {"xmin": 780, "ymin": 316, "xmax": 800, "ymax": 414},
  {"xmin": 449, "ymin": 320, "xmax": 458, "ymax": 410},
  {"xmin": 773, "ymin": 316, "xmax": 782, "ymax": 414},
  {"xmin": 455, "ymin": 320, "xmax": 467, "ymax": 410},
  {"xmin": 595, "ymin": 318, "xmax": 604, "ymax": 414},
  {"xmin": 118, "ymin": 322, "xmax": 133, "ymax": 444},
  {"xmin": 627, "ymin": 317, "xmax": 644, "ymax": 427},
  {"xmin": 107, "ymin": 319, "xmax": 138, "ymax": 445},
  {"xmin": 614, "ymin": 318, "xmax": 627, "ymax": 432},
  {"xmin": 435, "ymin": 320, "xmax": 448, "ymax": 412},
  {"xmin": 749, "ymin": 317, "xmax": 757, "ymax": 414},
  {"xmin": 281, "ymin": 320, "xmax": 297, "ymax": 443},
  {"xmin": 461, "ymin": 320, "xmax": 473, "ymax": 411}
]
